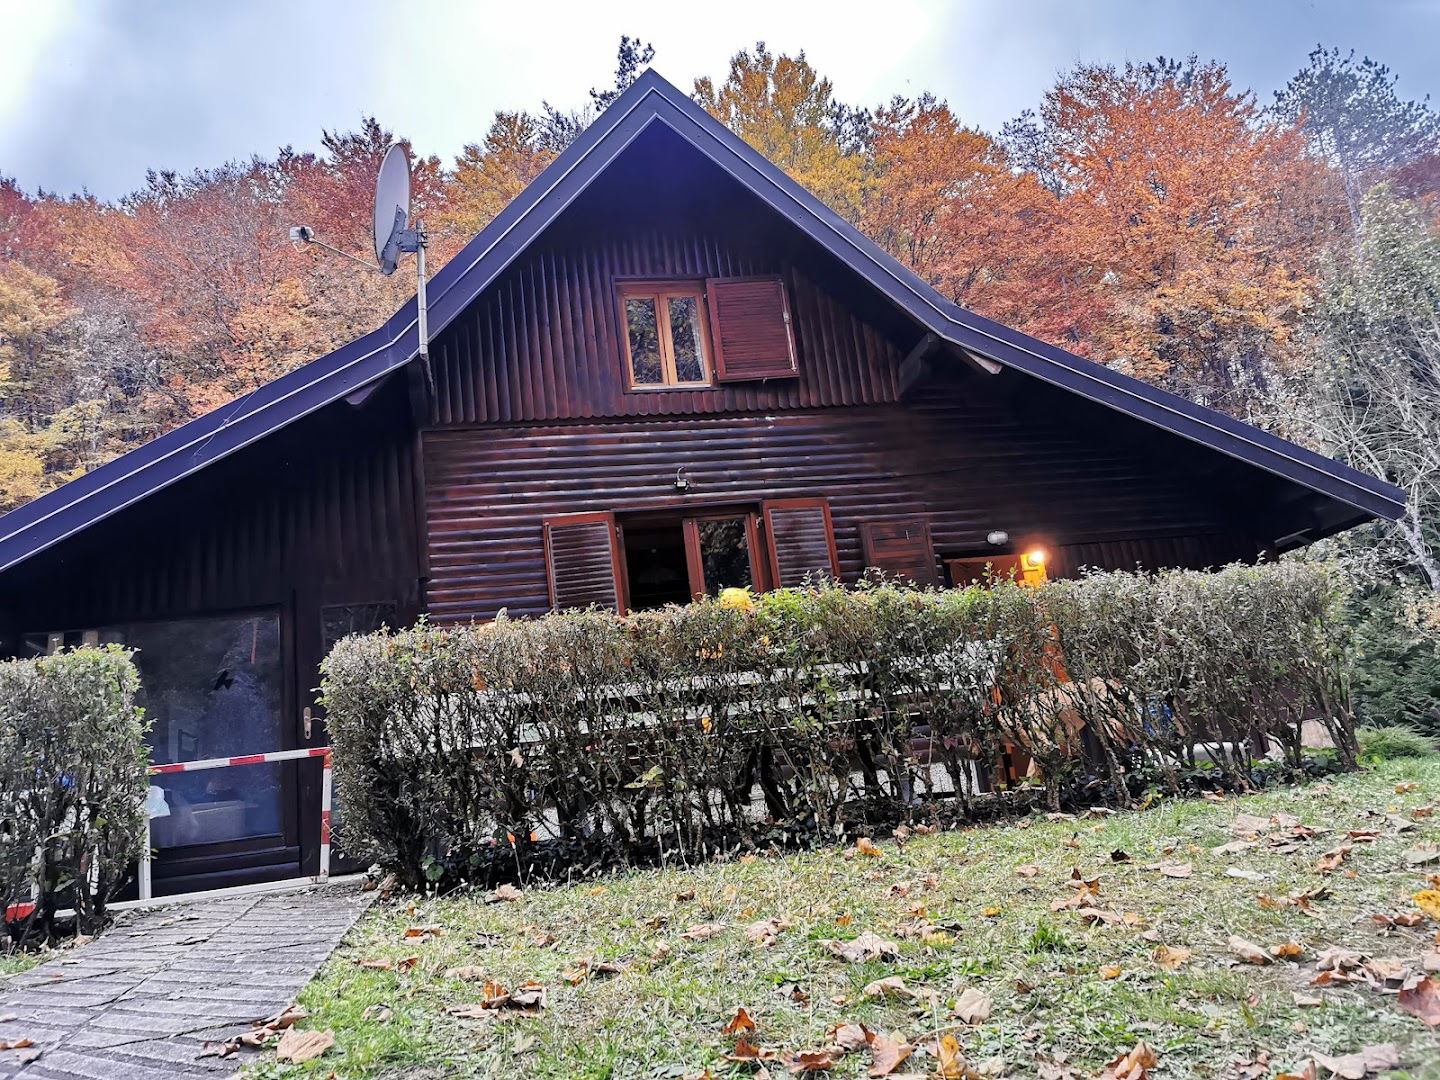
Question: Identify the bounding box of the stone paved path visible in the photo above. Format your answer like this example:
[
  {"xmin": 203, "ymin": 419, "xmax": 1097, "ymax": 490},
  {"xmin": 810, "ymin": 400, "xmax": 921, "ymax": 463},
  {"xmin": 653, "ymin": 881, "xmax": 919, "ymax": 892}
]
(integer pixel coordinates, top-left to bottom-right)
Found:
[{"xmin": 0, "ymin": 883, "xmax": 372, "ymax": 1079}]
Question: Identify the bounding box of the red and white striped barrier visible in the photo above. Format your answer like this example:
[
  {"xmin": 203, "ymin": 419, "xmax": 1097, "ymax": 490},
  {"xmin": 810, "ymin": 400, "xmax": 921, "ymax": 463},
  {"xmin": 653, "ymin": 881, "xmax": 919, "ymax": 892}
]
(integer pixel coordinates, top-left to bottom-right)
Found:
[{"xmin": 140, "ymin": 746, "xmax": 333, "ymax": 901}]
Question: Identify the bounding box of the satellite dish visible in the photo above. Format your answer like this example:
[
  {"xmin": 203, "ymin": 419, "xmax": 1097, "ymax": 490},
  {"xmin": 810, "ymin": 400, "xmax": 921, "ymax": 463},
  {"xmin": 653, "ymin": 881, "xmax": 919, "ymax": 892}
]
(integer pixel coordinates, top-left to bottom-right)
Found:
[{"xmin": 373, "ymin": 143, "xmax": 412, "ymax": 276}]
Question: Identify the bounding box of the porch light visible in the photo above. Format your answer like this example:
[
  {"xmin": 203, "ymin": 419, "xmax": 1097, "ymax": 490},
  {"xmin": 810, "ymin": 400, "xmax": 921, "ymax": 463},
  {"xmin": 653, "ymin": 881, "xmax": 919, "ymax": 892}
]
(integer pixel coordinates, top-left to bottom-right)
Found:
[{"xmin": 1023, "ymin": 548, "xmax": 1046, "ymax": 568}]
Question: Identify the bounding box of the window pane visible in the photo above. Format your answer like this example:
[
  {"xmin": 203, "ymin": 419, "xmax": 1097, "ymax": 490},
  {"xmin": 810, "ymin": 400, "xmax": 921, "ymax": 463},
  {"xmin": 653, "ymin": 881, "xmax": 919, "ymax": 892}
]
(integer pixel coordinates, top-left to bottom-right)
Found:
[
  {"xmin": 668, "ymin": 295, "xmax": 707, "ymax": 383},
  {"xmin": 625, "ymin": 296, "xmax": 663, "ymax": 385},
  {"xmin": 697, "ymin": 517, "xmax": 753, "ymax": 593},
  {"xmin": 114, "ymin": 614, "xmax": 286, "ymax": 850}
]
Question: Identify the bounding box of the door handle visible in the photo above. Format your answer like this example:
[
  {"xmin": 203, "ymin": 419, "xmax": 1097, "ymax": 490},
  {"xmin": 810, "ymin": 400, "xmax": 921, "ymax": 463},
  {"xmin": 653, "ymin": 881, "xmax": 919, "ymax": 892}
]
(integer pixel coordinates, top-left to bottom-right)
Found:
[{"xmin": 303, "ymin": 706, "xmax": 313, "ymax": 740}]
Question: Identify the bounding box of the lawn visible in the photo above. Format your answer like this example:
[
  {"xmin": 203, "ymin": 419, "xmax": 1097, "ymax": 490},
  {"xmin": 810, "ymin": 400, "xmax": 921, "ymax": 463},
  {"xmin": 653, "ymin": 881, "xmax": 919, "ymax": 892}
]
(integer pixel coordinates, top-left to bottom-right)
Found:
[{"xmin": 248, "ymin": 758, "xmax": 1440, "ymax": 1079}]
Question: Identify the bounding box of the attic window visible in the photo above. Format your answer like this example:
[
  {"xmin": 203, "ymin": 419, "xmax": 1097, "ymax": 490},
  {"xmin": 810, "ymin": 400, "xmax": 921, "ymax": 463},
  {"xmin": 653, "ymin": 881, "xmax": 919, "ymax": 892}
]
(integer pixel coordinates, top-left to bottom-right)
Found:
[{"xmin": 618, "ymin": 281, "xmax": 713, "ymax": 389}]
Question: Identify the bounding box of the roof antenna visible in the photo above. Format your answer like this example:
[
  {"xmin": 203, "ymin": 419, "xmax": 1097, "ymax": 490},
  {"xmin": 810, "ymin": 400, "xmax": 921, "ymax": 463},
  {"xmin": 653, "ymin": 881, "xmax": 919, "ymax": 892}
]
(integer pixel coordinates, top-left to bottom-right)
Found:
[{"xmin": 289, "ymin": 143, "xmax": 431, "ymax": 388}]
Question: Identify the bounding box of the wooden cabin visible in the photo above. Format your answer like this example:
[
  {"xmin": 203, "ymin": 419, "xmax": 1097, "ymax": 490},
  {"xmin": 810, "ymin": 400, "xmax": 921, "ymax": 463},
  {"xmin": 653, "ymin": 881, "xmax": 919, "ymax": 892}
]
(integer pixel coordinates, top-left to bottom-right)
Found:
[{"xmin": 0, "ymin": 72, "xmax": 1404, "ymax": 895}]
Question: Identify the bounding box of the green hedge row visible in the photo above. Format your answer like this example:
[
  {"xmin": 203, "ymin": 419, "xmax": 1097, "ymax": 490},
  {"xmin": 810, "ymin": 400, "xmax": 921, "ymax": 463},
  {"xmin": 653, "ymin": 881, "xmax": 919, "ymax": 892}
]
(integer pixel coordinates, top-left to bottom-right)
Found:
[
  {"xmin": 0, "ymin": 647, "xmax": 149, "ymax": 942},
  {"xmin": 322, "ymin": 561, "xmax": 1356, "ymax": 888}
]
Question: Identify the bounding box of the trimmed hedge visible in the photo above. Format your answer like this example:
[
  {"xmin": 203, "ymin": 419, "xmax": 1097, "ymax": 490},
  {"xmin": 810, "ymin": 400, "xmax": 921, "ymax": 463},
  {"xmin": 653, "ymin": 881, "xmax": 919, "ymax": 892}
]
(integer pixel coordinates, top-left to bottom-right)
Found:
[
  {"xmin": 0, "ymin": 646, "xmax": 149, "ymax": 942},
  {"xmin": 322, "ymin": 561, "xmax": 1357, "ymax": 888}
]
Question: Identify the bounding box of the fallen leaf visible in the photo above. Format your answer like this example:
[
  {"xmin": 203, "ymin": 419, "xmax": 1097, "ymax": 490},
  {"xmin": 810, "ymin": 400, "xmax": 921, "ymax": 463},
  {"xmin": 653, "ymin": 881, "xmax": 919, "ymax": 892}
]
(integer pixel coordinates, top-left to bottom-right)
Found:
[
  {"xmin": 487, "ymin": 883, "xmax": 523, "ymax": 903},
  {"xmin": 824, "ymin": 932, "xmax": 899, "ymax": 964},
  {"xmin": 1150, "ymin": 861, "xmax": 1193, "ymax": 879},
  {"xmin": 951, "ymin": 986, "xmax": 993, "ymax": 1024},
  {"xmin": 1231, "ymin": 813, "xmax": 1272, "ymax": 836},
  {"xmin": 778, "ymin": 982, "xmax": 810, "ymax": 1003},
  {"xmin": 1110, "ymin": 849, "xmax": 1132, "ymax": 862},
  {"xmin": 861, "ymin": 976, "xmax": 910, "ymax": 999},
  {"xmin": 1211, "ymin": 840, "xmax": 1255, "ymax": 856},
  {"xmin": 1229, "ymin": 935, "xmax": 1274, "ymax": 965},
  {"xmin": 1398, "ymin": 975, "xmax": 1440, "ymax": 1026},
  {"xmin": 867, "ymin": 1031, "xmax": 914, "ymax": 1077},
  {"xmin": 1292, "ymin": 993, "xmax": 1323, "ymax": 1007},
  {"xmin": 1403, "ymin": 843, "xmax": 1440, "ymax": 866},
  {"xmin": 1099, "ymin": 964, "xmax": 1123, "ymax": 980},
  {"xmin": 1152, "ymin": 944, "xmax": 1191, "ymax": 970},
  {"xmin": 561, "ymin": 958, "xmax": 627, "ymax": 984},
  {"xmin": 395, "ymin": 954, "xmax": 420, "ymax": 972},
  {"xmin": 1316, "ymin": 845, "xmax": 1353, "ymax": 873},
  {"xmin": 1226, "ymin": 868, "xmax": 1266, "ymax": 882},
  {"xmin": 1101, "ymin": 1040, "xmax": 1157, "ymax": 1079},
  {"xmin": 780, "ymin": 1047, "xmax": 838, "ymax": 1072},
  {"xmin": 275, "ymin": 1029, "xmax": 334, "ymax": 1064},
  {"xmin": 197, "ymin": 1040, "xmax": 237, "ymax": 1059},
  {"xmin": 1270, "ymin": 941, "xmax": 1304, "ymax": 959},
  {"xmin": 723, "ymin": 1006, "xmax": 756, "ymax": 1034},
  {"xmin": 256, "ymin": 1005, "xmax": 308, "ymax": 1029},
  {"xmin": 857, "ymin": 837, "xmax": 884, "ymax": 857},
  {"xmin": 1414, "ymin": 890, "xmax": 1440, "ymax": 919},
  {"xmin": 681, "ymin": 923, "xmax": 727, "ymax": 942},
  {"xmin": 403, "ymin": 923, "xmax": 444, "ymax": 938},
  {"xmin": 361, "ymin": 1003, "xmax": 392, "ymax": 1023},
  {"xmin": 1015, "ymin": 864, "xmax": 1041, "ymax": 878},
  {"xmin": 982, "ymin": 907, "xmax": 1002, "ymax": 917},
  {"xmin": 746, "ymin": 917, "xmax": 794, "ymax": 948},
  {"xmin": 725, "ymin": 1037, "xmax": 779, "ymax": 1063},
  {"xmin": 1397, "ymin": 782, "xmax": 1420, "ymax": 793},
  {"xmin": 1312, "ymin": 1043, "xmax": 1401, "ymax": 1078},
  {"xmin": 935, "ymin": 1034, "xmax": 975, "ymax": 1079}
]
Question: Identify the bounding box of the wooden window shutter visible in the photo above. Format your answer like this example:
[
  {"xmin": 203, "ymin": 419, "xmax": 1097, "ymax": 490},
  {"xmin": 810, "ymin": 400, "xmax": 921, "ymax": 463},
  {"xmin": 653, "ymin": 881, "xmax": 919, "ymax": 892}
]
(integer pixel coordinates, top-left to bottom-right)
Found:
[
  {"xmin": 861, "ymin": 519, "xmax": 939, "ymax": 586},
  {"xmin": 543, "ymin": 512, "xmax": 624, "ymax": 612},
  {"xmin": 762, "ymin": 499, "xmax": 839, "ymax": 588},
  {"xmin": 705, "ymin": 275, "xmax": 798, "ymax": 381}
]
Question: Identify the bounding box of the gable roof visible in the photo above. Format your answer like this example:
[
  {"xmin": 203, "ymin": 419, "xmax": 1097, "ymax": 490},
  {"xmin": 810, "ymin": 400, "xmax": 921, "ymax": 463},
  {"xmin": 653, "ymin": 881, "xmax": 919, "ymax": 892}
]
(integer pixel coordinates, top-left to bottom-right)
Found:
[{"xmin": 0, "ymin": 70, "xmax": 1406, "ymax": 576}]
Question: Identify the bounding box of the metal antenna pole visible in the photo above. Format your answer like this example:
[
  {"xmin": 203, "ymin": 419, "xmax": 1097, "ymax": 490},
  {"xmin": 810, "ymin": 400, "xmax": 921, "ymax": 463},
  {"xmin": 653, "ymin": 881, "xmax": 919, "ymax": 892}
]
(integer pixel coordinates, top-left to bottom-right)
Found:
[{"xmin": 415, "ymin": 221, "xmax": 429, "ymax": 360}]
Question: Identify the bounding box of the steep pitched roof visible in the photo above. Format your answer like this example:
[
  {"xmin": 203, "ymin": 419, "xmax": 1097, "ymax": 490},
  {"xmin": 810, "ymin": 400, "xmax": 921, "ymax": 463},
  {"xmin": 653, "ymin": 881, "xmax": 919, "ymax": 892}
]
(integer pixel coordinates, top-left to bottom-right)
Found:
[{"xmin": 0, "ymin": 70, "xmax": 1406, "ymax": 575}]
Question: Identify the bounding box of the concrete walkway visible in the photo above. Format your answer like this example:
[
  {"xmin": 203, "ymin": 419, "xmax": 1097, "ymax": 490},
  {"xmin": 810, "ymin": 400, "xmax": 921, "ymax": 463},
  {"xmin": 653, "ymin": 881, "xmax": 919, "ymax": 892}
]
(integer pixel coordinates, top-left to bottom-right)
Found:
[{"xmin": 0, "ymin": 884, "xmax": 373, "ymax": 1079}]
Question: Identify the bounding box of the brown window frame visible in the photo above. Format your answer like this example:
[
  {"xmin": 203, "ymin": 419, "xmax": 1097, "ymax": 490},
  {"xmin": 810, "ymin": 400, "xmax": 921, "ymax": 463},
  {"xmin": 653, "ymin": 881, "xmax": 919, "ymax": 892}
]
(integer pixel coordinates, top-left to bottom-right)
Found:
[
  {"xmin": 542, "ymin": 511, "xmax": 627, "ymax": 612},
  {"xmin": 616, "ymin": 280, "xmax": 716, "ymax": 391},
  {"xmin": 682, "ymin": 510, "xmax": 768, "ymax": 600},
  {"xmin": 761, "ymin": 498, "xmax": 840, "ymax": 588}
]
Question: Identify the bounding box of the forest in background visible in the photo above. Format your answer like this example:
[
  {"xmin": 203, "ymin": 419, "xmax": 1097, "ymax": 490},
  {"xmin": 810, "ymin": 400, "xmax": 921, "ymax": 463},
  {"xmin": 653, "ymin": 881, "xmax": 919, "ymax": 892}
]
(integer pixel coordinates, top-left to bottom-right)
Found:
[{"xmin": 1, "ymin": 38, "xmax": 1436, "ymax": 730}]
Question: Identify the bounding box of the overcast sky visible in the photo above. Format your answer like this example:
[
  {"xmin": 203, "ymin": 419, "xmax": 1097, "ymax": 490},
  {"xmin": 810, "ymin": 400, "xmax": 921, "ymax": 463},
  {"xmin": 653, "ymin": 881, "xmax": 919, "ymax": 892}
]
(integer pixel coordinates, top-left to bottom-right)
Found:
[{"xmin": 2, "ymin": 0, "xmax": 1439, "ymax": 200}]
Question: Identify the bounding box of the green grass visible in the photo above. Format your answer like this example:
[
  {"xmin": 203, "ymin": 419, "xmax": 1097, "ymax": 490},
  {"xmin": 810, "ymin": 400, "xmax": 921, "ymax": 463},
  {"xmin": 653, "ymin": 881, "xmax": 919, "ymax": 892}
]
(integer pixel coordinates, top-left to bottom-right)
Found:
[{"xmin": 248, "ymin": 759, "xmax": 1440, "ymax": 1079}]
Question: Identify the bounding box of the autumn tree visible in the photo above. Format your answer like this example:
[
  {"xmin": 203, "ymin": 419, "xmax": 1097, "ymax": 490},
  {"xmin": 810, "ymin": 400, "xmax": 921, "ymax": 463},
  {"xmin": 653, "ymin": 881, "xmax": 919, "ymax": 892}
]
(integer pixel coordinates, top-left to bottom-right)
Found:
[
  {"xmin": 694, "ymin": 43, "xmax": 869, "ymax": 220},
  {"xmin": 862, "ymin": 93, "xmax": 1074, "ymax": 341},
  {"xmin": 1004, "ymin": 57, "xmax": 1340, "ymax": 403}
]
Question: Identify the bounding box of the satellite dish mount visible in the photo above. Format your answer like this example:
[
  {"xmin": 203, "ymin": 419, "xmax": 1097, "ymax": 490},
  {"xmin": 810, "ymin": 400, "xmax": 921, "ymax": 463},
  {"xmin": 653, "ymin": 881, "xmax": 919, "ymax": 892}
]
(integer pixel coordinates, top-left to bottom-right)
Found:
[{"xmin": 289, "ymin": 142, "xmax": 431, "ymax": 371}]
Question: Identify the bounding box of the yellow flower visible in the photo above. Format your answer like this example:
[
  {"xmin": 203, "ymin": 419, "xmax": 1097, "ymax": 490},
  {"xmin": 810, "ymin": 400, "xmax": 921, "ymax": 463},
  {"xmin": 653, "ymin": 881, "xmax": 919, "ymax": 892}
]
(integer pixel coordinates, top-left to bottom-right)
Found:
[
  {"xmin": 718, "ymin": 587, "xmax": 755, "ymax": 613},
  {"xmin": 1415, "ymin": 889, "xmax": 1440, "ymax": 919}
]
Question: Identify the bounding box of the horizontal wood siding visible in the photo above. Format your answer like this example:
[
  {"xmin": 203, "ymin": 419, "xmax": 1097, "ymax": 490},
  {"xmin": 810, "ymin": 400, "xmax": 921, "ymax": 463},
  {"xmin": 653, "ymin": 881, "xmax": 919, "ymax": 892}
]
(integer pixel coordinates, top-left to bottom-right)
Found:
[{"xmin": 423, "ymin": 388, "xmax": 1253, "ymax": 623}]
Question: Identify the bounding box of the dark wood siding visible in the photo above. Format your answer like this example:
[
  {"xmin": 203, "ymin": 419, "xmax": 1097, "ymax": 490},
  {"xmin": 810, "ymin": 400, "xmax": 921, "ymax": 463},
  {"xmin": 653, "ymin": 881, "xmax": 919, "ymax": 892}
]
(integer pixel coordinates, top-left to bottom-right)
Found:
[
  {"xmin": 426, "ymin": 222, "xmax": 899, "ymax": 427},
  {"xmin": 422, "ymin": 386, "xmax": 1254, "ymax": 623}
]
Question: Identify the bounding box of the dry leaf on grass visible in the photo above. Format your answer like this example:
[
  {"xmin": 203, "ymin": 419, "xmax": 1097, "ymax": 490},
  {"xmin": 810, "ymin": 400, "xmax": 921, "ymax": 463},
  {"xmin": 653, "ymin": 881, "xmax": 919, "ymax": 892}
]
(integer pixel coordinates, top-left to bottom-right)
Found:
[
  {"xmin": 1231, "ymin": 813, "xmax": 1272, "ymax": 837},
  {"xmin": 561, "ymin": 958, "xmax": 627, "ymax": 985},
  {"xmin": 1152, "ymin": 944, "xmax": 1191, "ymax": 970},
  {"xmin": 1211, "ymin": 840, "xmax": 1256, "ymax": 856},
  {"xmin": 723, "ymin": 1007, "xmax": 757, "ymax": 1034},
  {"xmin": 866, "ymin": 1031, "xmax": 914, "ymax": 1077},
  {"xmin": 1311, "ymin": 1043, "xmax": 1401, "ymax": 1078},
  {"xmin": 361, "ymin": 1003, "xmax": 392, "ymax": 1023},
  {"xmin": 1270, "ymin": 941, "xmax": 1304, "ymax": 959},
  {"xmin": 1398, "ymin": 975, "xmax": 1440, "ymax": 1026},
  {"xmin": 856, "ymin": 837, "xmax": 884, "ymax": 857},
  {"xmin": 823, "ymin": 932, "xmax": 899, "ymax": 964},
  {"xmin": 681, "ymin": 923, "xmax": 727, "ymax": 942},
  {"xmin": 1414, "ymin": 890, "xmax": 1440, "ymax": 919},
  {"xmin": 274, "ymin": 1028, "xmax": 334, "ymax": 1064},
  {"xmin": 1147, "ymin": 861, "xmax": 1193, "ymax": 879},
  {"xmin": 1316, "ymin": 845, "xmax": 1353, "ymax": 873},
  {"xmin": 780, "ymin": 1047, "xmax": 839, "ymax": 1072},
  {"xmin": 861, "ymin": 976, "xmax": 910, "ymax": 1000},
  {"xmin": 1015, "ymin": 864, "xmax": 1041, "ymax": 878},
  {"xmin": 403, "ymin": 923, "xmax": 444, "ymax": 938},
  {"xmin": 746, "ymin": 917, "xmax": 794, "ymax": 947},
  {"xmin": 831, "ymin": 1023, "xmax": 872, "ymax": 1051},
  {"xmin": 448, "ymin": 980, "xmax": 547, "ymax": 1016},
  {"xmin": 951, "ymin": 986, "xmax": 993, "ymax": 1024},
  {"xmin": 1229, "ymin": 935, "xmax": 1274, "ymax": 965},
  {"xmin": 935, "ymin": 1034, "xmax": 978, "ymax": 1079},
  {"xmin": 486, "ymin": 883, "xmax": 523, "ymax": 903},
  {"xmin": 724, "ymin": 1037, "xmax": 779, "ymax": 1063},
  {"xmin": 1403, "ymin": 843, "xmax": 1440, "ymax": 866},
  {"xmin": 1101, "ymin": 1040, "xmax": 1157, "ymax": 1080},
  {"xmin": 1292, "ymin": 993, "xmax": 1323, "ymax": 1007},
  {"xmin": 1099, "ymin": 964, "xmax": 1123, "ymax": 980},
  {"xmin": 1397, "ymin": 782, "xmax": 1420, "ymax": 793}
]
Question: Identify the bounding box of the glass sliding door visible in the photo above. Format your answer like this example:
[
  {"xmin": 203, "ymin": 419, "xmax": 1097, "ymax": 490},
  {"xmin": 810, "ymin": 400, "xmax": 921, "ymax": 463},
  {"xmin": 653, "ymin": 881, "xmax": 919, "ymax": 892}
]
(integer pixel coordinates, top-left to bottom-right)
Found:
[{"xmin": 106, "ymin": 613, "xmax": 288, "ymax": 852}]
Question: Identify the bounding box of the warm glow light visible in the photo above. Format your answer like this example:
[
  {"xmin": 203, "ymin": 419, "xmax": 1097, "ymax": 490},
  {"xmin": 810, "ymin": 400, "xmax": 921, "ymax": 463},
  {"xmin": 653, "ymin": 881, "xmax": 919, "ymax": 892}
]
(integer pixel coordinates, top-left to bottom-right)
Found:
[{"xmin": 1025, "ymin": 548, "xmax": 1047, "ymax": 567}]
